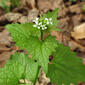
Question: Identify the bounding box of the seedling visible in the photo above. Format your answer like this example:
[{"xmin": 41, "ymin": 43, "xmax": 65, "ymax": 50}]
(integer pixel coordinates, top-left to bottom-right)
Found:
[
  {"xmin": 69, "ymin": 0, "xmax": 76, "ymax": 2},
  {"xmin": 0, "ymin": 9, "xmax": 85, "ymax": 85},
  {"xmin": 82, "ymin": 4, "xmax": 85, "ymax": 11},
  {"xmin": 0, "ymin": 0, "xmax": 20, "ymax": 12}
]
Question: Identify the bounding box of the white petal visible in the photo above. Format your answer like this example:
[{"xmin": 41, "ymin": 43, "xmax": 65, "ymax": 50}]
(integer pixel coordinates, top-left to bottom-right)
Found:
[
  {"xmin": 39, "ymin": 22, "xmax": 42, "ymax": 25},
  {"xmin": 45, "ymin": 18, "xmax": 48, "ymax": 20},
  {"xmin": 49, "ymin": 18, "xmax": 52, "ymax": 21},
  {"xmin": 42, "ymin": 28, "xmax": 44, "ymax": 30},
  {"xmin": 36, "ymin": 17, "xmax": 39, "ymax": 21},
  {"xmin": 33, "ymin": 25, "xmax": 37, "ymax": 27},
  {"xmin": 35, "ymin": 21, "xmax": 38, "ymax": 24},
  {"xmin": 47, "ymin": 22, "xmax": 49, "ymax": 25},
  {"xmin": 33, "ymin": 20, "xmax": 35, "ymax": 22},
  {"xmin": 45, "ymin": 27, "xmax": 47, "ymax": 29},
  {"xmin": 38, "ymin": 27, "xmax": 40, "ymax": 29}
]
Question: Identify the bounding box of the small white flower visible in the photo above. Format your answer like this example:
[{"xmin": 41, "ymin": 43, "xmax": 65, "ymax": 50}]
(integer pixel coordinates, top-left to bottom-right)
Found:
[
  {"xmin": 36, "ymin": 17, "xmax": 39, "ymax": 21},
  {"xmin": 38, "ymin": 27, "xmax": 40, "ymax": 29},
  {"xmin": 35, "ymin": 21, "xmax": 38, "ymax": 24},
  {"xmin": 47, "ymin": 21, "xmax": 49, "ymax": 25},
  {"xmin": 39, "ymin": 22, "xmax": 42, "ymax": 25},
  {"xmin": 45, "ymin": 18, "xmax": 48, "ymax": 21},
  {"xmin": 33, "ymin": 25, "xmax": 37, "ymax": 27},
  {"xmin": 33, "ymin": 18, "xmax": 39, "ymax": 24},
  {"xmin": 45, "ymin": 27, "xmax": 47, "ymax": 29},
  {"xmin": 49, "ymin": 18, "xmax": 52, "ymax": 21},
  {"xmin": 42, "ymin": 28, "xmax": 44, "ymax": 30}
]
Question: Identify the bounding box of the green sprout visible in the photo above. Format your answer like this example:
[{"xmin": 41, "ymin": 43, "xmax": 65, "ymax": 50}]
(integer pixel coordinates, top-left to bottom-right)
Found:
[
  {"xmin": 82, "ymin": 4, "xmax": 85, "ymax": 11},
  {"xmin": 69, "ymin": 0, "xmax": 76, "ymax": 2},
  {"xmin": 0, "ymin": 0, "xmax": 20, "ymax": 12}
]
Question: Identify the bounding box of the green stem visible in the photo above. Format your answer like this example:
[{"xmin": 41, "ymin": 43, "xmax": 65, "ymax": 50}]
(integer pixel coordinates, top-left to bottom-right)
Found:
[
  {"xmin": 34, "ymin": 66, "xmax": 41, "ymax": 85},
  {"xmin": 6, "ymin": 6, "xmax": 10, "ymax": 12},
  {"xmin": 40, "ymin": 28, "xmax": 43, "ymax": 41},
  {"xmin": 33, "ymin": 28, "xmax": 43, "ymax": 85}
]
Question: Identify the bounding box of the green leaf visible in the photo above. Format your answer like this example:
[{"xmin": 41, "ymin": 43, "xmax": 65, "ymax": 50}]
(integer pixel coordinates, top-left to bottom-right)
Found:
[
  {"xmin": 0, "ymin": 52, "xmax": 38, "ymax": 85},
  {"xmin": 47, "ymin": 44, "xmax": 85, "ymax": 85},
  {"xmin": 6, "ymin": 23, "xmax": 40, "ymax": 49},
  {"xmin": 11, "ymin": 0, "xmax": 20, "ymax": 7},
  {"xmin": 0, "ymin": 0, "xmax": 20, "ymax": 12},
  {"xmin": 42, "ymin": 8, "xmax": 60, "ymax": 32},
  {"xmin": 26, "ymin": 35, "xmax": 58, "ymax": 73},
  {"xmin": 0, "ymin": 0, "xmax": 11, "ymax": 12},
  {"xmin": 69, "ymin": 0, "xmax": 76, "ymax": 2},
  {"xmin": 6, "ymin": 23, "xmax": 58, "ymax": 73}
]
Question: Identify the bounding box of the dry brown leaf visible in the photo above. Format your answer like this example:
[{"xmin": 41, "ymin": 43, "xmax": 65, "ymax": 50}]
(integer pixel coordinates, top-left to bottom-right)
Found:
[
  {"xmin": 37, "ymin": 0, "xmax": 64, "ymax": 12},
  {"xmin": 0, "ymin": 52, "xmax": 11, "ymax": 62},
  {"xmin": 71, "ymin": 23, "xmax": 85, "ymax": 39},
  {"xmin": 0, "ymin": 50, "xmax": 15, "ymax": 67},
  {"xmin": 0, "ymin": 44, "xmax": 10, "ymax": 52},
  {"xmin": 20, "ymin": 0, "xmax": 35, "ymax": 9},
  {"xmin": 69, "ymin": 2, "xmax": 85, "ymax": 14},
  {"xmin": 51, "ymin": 31, "xmax": 85, "ymax": 52},
  {"xmin": 26, "ymin": 0, "xmax": 35, "ymax": 9},
  {"xmin": 18, "ymin": 16, "xmax": 29, "ymax": 23},
  {"xmin": 28, "ymin": 9, "xmax": 39, "ymax": 22},
  {"xmin": 0, "ymin": 29, "xmax": 12, "ymax": 45},
  {"xmin": 0, "ymin": 60, "xmax": 6, "ymax": 68},
  {"xmin": 36, "ymin": 70, "xmax": 50, "ymax": 85},
  {"xmin": 5, "ymin": 13, "xmax": 22, "ymax": 22},
  {"xmin": 72, "ymin": 14, "xmax": 84, "ymax": 27}
]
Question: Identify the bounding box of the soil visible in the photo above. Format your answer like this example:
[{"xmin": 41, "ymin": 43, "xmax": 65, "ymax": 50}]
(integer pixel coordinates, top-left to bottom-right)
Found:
[{"xmin": 0, "ymin": 0, "xmax": 85, "ymax": 85}]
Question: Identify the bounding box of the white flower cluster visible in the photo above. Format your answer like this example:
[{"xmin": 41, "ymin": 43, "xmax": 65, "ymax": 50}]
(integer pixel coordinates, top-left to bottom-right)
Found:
[{"xmin": 33, "ymin": 17, "xmax": 53, "ymax": 30}]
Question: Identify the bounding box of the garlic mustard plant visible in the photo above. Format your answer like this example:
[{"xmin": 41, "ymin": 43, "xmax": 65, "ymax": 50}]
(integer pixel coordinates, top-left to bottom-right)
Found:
[{"xmin": 0, "ymin": 9, "xmax": 85, "ymax": 85}]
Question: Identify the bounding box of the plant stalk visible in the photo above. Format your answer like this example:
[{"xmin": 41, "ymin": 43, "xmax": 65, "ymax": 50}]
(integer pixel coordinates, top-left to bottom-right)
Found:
[
  {"xmin": 34, "ymin": 28, "xmax": 43, "ymax": 85},
  {"xmin": 40, "ymin": 28, "xmax": 43, "ymax": 41},
  {"xmin": 34, "ymin": 66, "xmax": 41, "ymax": 85}
]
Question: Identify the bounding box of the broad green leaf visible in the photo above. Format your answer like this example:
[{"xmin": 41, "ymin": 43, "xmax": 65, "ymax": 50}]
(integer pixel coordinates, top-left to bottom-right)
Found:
[
  {"xmin": 42, "ymin": 8, "xmax": 60, "ymax": 32},
  {"xmin": 26, "ymin": 36, "xmax": 58, "ymax": 73},
  {"xmin": 0, "ymin": 61, "xmax": 23, "ymax": 85},
  {"xmin": 47, "ymin": 44, "xmax": 85, "ymax": 85},
  {"xmin": 6, "ymin": 23, "xmax": 40, "ymax": 49},
  {"xmin": 6, "ymin": 23, "xmax": 58, "ymax": 73},
  {"xmin": 0, "ymin": 52, "xmax": 38, "ymax": 85}
]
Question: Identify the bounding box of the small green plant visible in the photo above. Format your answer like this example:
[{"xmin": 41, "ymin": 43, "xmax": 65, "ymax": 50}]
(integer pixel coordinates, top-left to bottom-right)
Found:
[
  {"xmin": 82, "ymin": 5, "xmax": 85, "ymax": 11},
  {"xmin": 0, "ymin": 0, "xmax": 20, "ymax": 12},
  {"xmin": 69, "ymin": 0, "xmax": 76, "ymax": 2},
  {"xmin": 0, "ymin": 9, "xmax": 85, "ymax": 85}
]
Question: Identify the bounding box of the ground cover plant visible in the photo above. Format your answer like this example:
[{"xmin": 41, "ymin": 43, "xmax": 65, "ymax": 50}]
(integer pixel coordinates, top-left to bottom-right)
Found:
[
  {"xmin": 0, "ymin": 0, "xmax": 20, "ymax": 12},
  {"xmin": 0, "ymin": 8, "xmax": 85, "ymax": 85},
  {"xmin": 69, "ymin": 0, "xmax": 76, "ymax": 2}
]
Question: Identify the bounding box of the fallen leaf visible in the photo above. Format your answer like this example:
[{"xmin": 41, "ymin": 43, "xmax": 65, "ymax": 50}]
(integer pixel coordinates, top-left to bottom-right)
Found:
[
  {"xmin": 71, "ymin": 23, "xmax": 85, "ymax": 39},
  {"xmin": 0, "ymin": 29, "xmax": 12, "ymax": 45},
  {"xmin": 37, "ymin": 0, "xmax": 64, "ymax": 12}
]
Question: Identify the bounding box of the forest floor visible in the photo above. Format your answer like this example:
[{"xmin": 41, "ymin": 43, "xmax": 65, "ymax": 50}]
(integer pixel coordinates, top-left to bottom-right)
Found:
[{"xmin": 0, "ymin": 0, "xmax": 85, "ymax": 85}]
